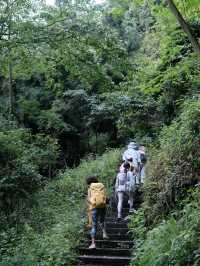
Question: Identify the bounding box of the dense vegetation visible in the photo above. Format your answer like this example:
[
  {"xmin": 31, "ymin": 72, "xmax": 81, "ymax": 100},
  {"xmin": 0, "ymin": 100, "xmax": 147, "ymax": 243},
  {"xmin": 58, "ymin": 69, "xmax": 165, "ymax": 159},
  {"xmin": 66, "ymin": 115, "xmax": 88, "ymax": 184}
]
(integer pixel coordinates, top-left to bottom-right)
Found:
[
  {"xmin": 127, "ymin": 1, "xmax": 200, "ymax": 265},
  {"xmin": 0, "ymin": 0, "xmax": 200, "ymax": 265}
]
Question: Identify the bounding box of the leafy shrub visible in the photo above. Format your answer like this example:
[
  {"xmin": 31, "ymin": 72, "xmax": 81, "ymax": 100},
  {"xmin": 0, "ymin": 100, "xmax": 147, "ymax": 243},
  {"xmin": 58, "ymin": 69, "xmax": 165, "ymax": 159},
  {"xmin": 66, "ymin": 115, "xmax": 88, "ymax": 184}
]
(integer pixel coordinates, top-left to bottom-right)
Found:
[
  {"xmin": 0, "ymin": 116, "xmax": 59, "ymax": 225},
  {"xmin": 143, "ymin": 95, "xmax": 200, "ymax": 225},
  {"xmin": 131, "ymin": 186, "xmax": 200, "ymax": 266}
]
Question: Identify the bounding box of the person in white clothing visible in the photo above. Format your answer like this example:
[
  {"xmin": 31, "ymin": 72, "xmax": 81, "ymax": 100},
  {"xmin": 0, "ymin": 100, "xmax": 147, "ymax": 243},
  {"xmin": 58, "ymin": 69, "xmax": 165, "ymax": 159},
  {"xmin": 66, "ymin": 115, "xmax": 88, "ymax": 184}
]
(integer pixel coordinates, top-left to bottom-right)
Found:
[
  {"xmin": 115, "ymin": 162, "xmax": 138, "ymax": 218},
  {"xmin": 123, "ymin": 142, "xmax": 141, "ymax": 184},
  {"xmin": 115, "ymin": 162, "xmax": 130, "ymax": 220},
  {"xmin": 122, "ymin": 142, "xmax": 141, "ymax": 168}
]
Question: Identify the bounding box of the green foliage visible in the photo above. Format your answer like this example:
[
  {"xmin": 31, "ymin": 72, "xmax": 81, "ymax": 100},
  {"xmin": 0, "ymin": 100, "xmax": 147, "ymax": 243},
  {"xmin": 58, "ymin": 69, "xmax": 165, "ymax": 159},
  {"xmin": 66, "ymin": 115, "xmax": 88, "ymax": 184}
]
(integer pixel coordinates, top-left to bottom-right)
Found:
[
  {"xmin": 132, "ymin": 186, "xmax": 200, "ymax": 266},
  {"xmin": 140, "ymin": 95, "xmax": 200, "ymax": 227},
  {"xmin": 0, "ymin": 116, "xmax": 59, "ymax": 222},
  {"xmin": 123, "ymin": 2, "xmax": 200, "ymax": 265},
  {"xmin": 0, "ymin": 0, "xmax": 200, "ymax": 265},
  {"xmin": 0, "ymin": 0, "xmax": 129, "ymax": 166},
  {"xmin": 175, "ymin": 0, "xmax": 200, "ymax": 19},
  {"xmin": 129, "ymin": 209, "xmax": 146, "ymax": 242},
  {"xmin": 117, "ymin": 0, "xmax": 200, "ymax": 139}
]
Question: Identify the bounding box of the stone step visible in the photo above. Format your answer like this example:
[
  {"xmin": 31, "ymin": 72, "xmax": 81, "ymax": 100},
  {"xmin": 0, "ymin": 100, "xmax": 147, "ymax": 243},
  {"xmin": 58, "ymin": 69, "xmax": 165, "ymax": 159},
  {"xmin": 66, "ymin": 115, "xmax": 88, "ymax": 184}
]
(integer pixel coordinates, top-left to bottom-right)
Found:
[
  {"xmin": 105, "ymin": 222, "xmax": 128, "ymax": 228},
  {"xmin": 77, "ymin": 200, "xmax": 136, "ymax": 266},
  {"xmin": 79, "ymin": 247, "xmax": 131, "ymax": 257},
  {"xmin": 95, "ymin": 234, "xmax": 132, "ymax": 241},
  {"xmin": 105, "ymin": 217, "xmax": 129, "ymax": 223},
  {"xmin": 87, "ymin": 232, "xmax": 132, "ymax": 241},
  {"xmin": 106, "ymin": 227, "xmax": 129, "ymax": 234},
  {"xmin": 77, "ymin": 264, "xmax": 105, "ymax": 266},
  {"xmin": 106, "ymin": 216, "xmax": 130, "ymax": 221},
  {"xmin": 108, "ymin": 208, "xmax": 130, "ymax": 215},
  {"xmin": 78, "ymin": 255, "xmax": 132, "ymax": 265},
  {"xmin": 83, "ymin": 240, "xmax": 134, "ymax": 249}
]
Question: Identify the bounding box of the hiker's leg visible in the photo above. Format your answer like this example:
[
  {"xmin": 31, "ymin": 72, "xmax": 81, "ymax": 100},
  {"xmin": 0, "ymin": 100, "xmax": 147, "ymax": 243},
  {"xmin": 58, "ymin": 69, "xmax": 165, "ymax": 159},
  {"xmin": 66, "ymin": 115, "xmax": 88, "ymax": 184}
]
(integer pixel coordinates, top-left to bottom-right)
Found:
[
  {"xmin": 129, "ymin": 191, "xmax": 134, "ymax": 209},
  {"xmin": 117, "ymin": 192, "xmax": 123, "ymax": 218},
  {"xmin": 91, "ymin": 208, "xmax": 98, "ymax": 237},
  {"xmin": 87, "ymin": 208, "xmax": 92, "ymax": 228},
  {"xmin": 99, "ymin": 208, "xmax": 108, "ymax": 238},
  {"xmin": 89, "ymin": 208, "xmax": 97, "ymax": 248},
  {"xmin": 99, "ymin": 207, "xmax": 106, "ymax": 224},
  {"xmin": 129, "ymin": 190, "xmax": 137, "ymax": 213}
]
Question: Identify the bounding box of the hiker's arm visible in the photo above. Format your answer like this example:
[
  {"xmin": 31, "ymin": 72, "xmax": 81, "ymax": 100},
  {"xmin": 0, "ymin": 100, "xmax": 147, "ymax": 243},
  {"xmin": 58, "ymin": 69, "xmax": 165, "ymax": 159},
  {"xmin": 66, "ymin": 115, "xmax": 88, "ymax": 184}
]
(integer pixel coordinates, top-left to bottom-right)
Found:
[{"xmin": 87, "ymin": 188, "xmax": 92, "ymax": 204}]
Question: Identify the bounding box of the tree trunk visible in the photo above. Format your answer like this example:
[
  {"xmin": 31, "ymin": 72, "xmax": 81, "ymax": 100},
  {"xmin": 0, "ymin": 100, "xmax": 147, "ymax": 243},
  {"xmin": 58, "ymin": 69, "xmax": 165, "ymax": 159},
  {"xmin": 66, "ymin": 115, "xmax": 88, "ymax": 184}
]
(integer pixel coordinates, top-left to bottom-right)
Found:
[
  {"xmin": 7, "ymin": 0, "xmax": 15, "ymax": 117},
  {"xmin": 95, "ymin": 131, "xmax": 98, "ymax": 155},
  {"xmin": 166, "ymin": 0, "xmax": 200, "ymax": 58},
  {"xmin": 48, "ymin": 164, "xmax": 52, "ymax": 179},
  {"xmin": 8, "ymin": 61, "xmax": 14, "ymax": 116}
]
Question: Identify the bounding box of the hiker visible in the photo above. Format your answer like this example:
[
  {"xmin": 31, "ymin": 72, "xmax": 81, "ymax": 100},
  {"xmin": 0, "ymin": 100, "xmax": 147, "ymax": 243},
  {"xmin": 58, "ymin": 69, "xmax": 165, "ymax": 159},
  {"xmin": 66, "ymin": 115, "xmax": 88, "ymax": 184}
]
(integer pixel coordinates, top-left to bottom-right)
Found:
[
  {"xmin": 122, "ymin": 142, "xmax": 141, "ymax": 170},
  {"xmin": 122, "ymin": 142, "xmax": 141, "ymax": 183},
  {"xmin": 86, "ymin": 175, "xmax": 108, "ymax": 249},
  {"xmin": 139, "ymin": 145, "xmax": 147, "ymax": 183},
  {"xmin": 115, "ymin": 162, "xmax": 130, "ymax": 220}
]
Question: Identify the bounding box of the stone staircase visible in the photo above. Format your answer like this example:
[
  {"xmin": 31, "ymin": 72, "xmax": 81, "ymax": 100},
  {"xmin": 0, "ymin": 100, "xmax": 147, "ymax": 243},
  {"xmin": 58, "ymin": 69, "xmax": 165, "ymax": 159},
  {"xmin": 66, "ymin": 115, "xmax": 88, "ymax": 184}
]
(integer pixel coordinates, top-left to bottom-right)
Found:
[{"xmin": 77, "ymin": 207, "xmax": 133, "ymax": 266}]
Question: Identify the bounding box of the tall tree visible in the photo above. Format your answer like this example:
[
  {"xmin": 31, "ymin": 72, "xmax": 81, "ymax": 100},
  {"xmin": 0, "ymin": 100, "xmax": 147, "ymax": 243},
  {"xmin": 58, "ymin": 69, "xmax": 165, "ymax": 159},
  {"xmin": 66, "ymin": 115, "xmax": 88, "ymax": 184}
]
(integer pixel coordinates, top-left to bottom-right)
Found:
[
  {"xmin": 166, "ymin": 0, "xmax": 200, "ymax": 57},
  {"xmin": 0, "ymin": 0, "xmax": 33, "ymax": 117}
]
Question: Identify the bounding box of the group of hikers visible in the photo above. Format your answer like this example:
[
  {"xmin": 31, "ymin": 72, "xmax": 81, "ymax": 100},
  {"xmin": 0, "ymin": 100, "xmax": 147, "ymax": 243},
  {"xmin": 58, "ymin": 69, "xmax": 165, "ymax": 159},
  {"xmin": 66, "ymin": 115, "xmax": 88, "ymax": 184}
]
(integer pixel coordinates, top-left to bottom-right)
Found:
[{"xmin": 86, "ymin": 141, "xmax": 147, "ymax": 249}]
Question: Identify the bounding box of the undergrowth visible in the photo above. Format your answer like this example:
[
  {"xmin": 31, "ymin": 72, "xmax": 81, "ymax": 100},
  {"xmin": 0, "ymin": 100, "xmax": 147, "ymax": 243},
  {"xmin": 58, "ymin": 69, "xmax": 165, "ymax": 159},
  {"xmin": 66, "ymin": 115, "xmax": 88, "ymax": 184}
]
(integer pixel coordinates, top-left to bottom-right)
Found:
[
  {"xmin": 130, "ymin": 95, "xmax": 200, "ymax": 266},
  {"xmin": 130, "ymin": 186, "xmax": 200, "ymax": 266},
  {"xmin": 143, "ymin": 95, "xmax": 200, "ymax": 226}
]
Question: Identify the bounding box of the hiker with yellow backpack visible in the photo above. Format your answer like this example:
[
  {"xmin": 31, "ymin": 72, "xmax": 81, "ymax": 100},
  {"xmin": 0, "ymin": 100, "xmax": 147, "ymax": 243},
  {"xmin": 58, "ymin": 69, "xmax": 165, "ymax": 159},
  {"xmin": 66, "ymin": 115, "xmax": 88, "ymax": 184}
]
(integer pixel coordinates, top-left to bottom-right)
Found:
[{"xmin": 86, "ymin": 175, "xmax": 109, "ymax": 249}]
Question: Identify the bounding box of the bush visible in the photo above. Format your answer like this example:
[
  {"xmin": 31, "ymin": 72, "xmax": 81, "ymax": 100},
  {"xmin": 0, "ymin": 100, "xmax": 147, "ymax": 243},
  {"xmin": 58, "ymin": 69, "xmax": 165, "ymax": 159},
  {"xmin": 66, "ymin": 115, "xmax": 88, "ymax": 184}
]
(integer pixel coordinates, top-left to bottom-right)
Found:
[
  {"xmin": 0, "ymin": 116, "xmax": 59, "ymax": 226},
  {"xmin": 143, "ymin": 95, "xmax": 200, "ymax": 225},
  {"xmin": 131, "ymin": 186, "xmax": 200, "ymax": 266}
]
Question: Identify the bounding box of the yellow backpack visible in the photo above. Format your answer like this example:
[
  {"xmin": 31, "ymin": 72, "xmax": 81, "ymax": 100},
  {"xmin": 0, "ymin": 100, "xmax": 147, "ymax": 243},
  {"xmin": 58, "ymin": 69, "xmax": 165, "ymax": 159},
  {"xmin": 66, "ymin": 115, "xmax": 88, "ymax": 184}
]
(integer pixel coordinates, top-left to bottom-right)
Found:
[{"xmin": 88, "ymin": 183, "xmax": 107, "ymax": 209}]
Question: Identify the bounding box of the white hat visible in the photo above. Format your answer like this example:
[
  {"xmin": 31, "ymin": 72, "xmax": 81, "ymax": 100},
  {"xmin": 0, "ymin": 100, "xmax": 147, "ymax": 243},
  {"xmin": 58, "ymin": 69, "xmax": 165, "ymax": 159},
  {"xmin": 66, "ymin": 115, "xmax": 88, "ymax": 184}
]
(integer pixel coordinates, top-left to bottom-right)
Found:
[{"xmin": 128, "ymin": 142, "xmax": 138, "ymax": 150}]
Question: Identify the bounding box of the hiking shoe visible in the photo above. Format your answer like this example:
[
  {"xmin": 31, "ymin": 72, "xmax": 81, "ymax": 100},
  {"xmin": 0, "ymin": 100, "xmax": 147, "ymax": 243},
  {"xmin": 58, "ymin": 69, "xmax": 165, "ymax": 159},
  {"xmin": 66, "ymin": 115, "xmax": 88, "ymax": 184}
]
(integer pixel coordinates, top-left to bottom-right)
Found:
[
  {"xmin": 103, "ymin": 232, "xmax": 109, "ymax": 239},
  {"xmin": 124, "ymin": 215, "xmax": 131, "ymax": 221},
  {"xmin": 88, "ymin": 243, "xmax": 96, "ymax": 249},
  {"xmin": 129, "ymin": 208, "xmax": 138, "ymax": 214}
]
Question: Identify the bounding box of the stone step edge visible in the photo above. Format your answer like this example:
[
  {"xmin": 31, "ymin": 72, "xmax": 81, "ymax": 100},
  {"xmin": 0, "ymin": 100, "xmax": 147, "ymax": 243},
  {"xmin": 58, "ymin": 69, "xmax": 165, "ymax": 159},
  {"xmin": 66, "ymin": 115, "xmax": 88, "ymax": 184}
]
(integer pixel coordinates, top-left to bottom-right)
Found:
[
  {"xmin": 78, "ymin": 255, "xmax": 132, "ymax": 260},
  {"xmin": 79, "ymin": 247, "xmax": 131, "ymax": 252},
  {"xmin": 105, "ymin": 228, "xmax": 128, "ymax": 230},
  {"xmin": 87, "ymin": 233, "xmax": 132, "ymax": 236},
  {"xmin": 84, "ymin": 239, "xmax": 133, "ymax": 243}
]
